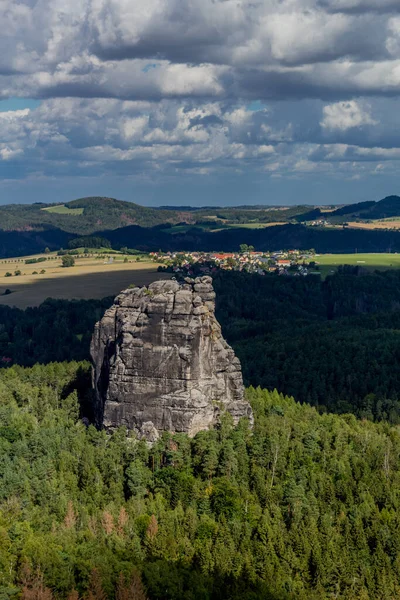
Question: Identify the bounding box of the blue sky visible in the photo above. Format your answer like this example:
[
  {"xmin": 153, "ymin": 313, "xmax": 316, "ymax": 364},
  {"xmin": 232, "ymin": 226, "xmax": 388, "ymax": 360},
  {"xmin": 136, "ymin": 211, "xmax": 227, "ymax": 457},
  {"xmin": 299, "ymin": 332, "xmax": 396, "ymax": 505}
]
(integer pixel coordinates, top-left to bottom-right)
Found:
[
  {"xmin": 1, "ymin": 0, "xmax": 400, "ymax": 206},
  {"xmin": 0, "ymin": 99, "xmax": 41, "ymax": 112}
]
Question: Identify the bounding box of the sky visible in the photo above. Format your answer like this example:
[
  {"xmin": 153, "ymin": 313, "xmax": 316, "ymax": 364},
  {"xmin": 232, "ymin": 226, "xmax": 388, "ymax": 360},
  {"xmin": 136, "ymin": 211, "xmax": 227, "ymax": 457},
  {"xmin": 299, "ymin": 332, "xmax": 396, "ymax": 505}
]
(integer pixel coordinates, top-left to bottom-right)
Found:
[{"xmin": 1, "ymin": 0, "xmax": 400, "ymax": 206}]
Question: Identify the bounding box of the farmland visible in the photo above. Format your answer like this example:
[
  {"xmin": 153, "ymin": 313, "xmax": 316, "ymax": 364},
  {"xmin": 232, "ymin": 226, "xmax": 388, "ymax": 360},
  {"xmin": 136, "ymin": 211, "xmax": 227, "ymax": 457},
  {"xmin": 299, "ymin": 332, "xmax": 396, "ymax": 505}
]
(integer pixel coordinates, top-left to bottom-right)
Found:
[
  {"xmin": 316, "ymin": 252, "xmax": 400, "ymax": 277},
  {"xmin": 345, "ymin": 219, "xmax": 400, "ymax": 230},
  {"xmin": 0, "ymin": 252, "xmax": 167, "ymax": 308}
]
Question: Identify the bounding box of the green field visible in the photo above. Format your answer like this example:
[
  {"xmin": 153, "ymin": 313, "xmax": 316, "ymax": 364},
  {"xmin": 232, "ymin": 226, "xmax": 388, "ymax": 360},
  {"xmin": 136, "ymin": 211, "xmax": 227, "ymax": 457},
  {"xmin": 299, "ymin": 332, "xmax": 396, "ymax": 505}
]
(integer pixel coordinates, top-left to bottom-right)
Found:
[
  {"xmin": 316, "ymin": 253, "xmax": 400, "ymax": 277},
  {"xmin": 162, "ymin": 221, "xmax": 285, "ymax": 234},
  {"xmin": 41, "ymin": 205, "xmax": 84, "ymax": 215},
  {"xmin": 226, "ymin": 222, "xmax": 285, "ymax": 229}
]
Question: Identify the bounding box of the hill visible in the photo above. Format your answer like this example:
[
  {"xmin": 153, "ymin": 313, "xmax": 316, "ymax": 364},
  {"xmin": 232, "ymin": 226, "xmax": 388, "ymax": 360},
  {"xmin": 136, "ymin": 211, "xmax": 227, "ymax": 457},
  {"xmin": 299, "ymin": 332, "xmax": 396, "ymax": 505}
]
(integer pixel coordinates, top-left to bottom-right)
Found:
[
  {"xmin": 102, "ymin": 222, "xmax": 400, "ymax": 254},
  {"xmin": 2, "ymin": 195, "xmax": 400, "ymax": 258},
  {"xmin": 0, "ymin": 197, "xmax": 310, "ymax": 237},
  {"xmin": 0, "ymin": 197, "xmax": 194, "ymax": 234},
  {"xmin": 329, "ymin": 195, "xmax": 400, "ymax": 221}
]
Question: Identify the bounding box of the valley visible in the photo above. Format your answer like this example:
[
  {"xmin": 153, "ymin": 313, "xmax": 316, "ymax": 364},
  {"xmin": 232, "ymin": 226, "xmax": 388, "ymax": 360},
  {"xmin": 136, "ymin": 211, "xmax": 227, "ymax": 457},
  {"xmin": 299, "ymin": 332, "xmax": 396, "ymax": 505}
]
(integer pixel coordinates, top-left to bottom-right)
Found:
[{"xmin": 3, "ymin": 196, "xmax": 400, "ymax": 599}]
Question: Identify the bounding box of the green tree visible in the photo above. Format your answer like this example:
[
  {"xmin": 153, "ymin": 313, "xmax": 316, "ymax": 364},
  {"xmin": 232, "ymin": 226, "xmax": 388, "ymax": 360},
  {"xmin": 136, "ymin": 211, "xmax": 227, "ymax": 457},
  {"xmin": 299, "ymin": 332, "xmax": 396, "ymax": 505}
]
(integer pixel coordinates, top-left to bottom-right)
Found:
[{"xmin": 61, "ymin": 255, "xmax": 75, "ymax": 268}]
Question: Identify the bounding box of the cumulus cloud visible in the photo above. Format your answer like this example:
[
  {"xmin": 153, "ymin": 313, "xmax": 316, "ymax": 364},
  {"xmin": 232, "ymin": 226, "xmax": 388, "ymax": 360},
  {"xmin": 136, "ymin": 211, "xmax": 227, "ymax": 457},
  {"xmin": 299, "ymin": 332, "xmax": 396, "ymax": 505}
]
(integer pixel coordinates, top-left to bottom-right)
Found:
[
  {"xmin": 1, "ymin": 0, "xmax": 400, "ymax": 199},
  {"xmin": 321, "ymin": 100, "xmax": 377, "ymax": 130}
]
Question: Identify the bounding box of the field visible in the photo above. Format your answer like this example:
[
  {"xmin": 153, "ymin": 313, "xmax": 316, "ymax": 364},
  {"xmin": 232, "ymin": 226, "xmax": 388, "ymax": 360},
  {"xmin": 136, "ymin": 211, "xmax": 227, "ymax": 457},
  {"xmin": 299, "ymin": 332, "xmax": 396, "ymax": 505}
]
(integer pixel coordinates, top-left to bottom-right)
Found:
[
  {"xmin": 226, "ymin": 222, "xmax": 286, "ymax": 229},
  {"xmin": 0, "ymin": 254, "xmax": 168, "ymax": 309},
  {"xmin": 343, "ymin": 220, "xmax": 400, "ymax": 230},
  {"xmin": 316, "ymin": 253, "xmax": 400, "ymax": 277},
  {"xmin": 41, "ymin": 205, "xmax": 84, "ymax": 215},
  {"xmin": 162, "ymin": 221, "xmax": 287, "ymax": 234}
]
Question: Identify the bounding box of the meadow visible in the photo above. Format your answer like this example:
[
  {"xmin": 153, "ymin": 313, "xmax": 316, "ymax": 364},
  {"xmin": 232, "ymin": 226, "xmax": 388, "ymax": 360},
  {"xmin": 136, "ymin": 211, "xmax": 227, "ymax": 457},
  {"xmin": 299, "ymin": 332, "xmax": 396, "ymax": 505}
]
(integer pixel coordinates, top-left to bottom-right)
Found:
[
  {"xmin": 0, "ymin": 252, "xmax": 167, "ymax": 308},
  {"xmin": 41, "ymin": 204, "xmax": 84, "ymax": 215},
  {"xmin": 316, "ymin": 252, "xmax": 400, "ymax": 277}
]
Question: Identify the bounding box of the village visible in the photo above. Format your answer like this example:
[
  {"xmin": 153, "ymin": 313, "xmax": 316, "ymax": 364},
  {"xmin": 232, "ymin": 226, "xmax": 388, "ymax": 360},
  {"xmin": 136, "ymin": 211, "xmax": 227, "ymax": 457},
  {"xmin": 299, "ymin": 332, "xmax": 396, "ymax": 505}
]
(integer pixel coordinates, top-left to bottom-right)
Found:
[{"xmin": 150, "ymin": 246, "xmax": 319, "ymax": 277}]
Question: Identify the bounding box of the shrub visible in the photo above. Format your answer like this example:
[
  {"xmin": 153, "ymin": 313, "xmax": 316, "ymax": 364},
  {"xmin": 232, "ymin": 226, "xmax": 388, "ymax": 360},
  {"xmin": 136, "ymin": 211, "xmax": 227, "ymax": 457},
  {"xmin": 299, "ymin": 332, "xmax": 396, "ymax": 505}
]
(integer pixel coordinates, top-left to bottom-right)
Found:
[{"xmin": 62, "ymin": 255, "xmax": 75, "ymax": 268}]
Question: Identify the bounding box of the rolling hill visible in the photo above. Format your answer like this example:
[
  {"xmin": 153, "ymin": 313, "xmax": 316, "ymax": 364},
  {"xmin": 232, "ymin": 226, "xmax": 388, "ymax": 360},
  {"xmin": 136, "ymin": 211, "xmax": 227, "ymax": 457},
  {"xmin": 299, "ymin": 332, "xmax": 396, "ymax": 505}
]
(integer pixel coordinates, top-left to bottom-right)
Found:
[
  {"xmin": 1, "ymin": 194, "xmax": 400, "ymax": 258},
  {"xmin": 0, "ymin": 197, "xmax": 194, "ymax": 234},
  {"xmin": 329, "ymin": 195, "xmax": 400, "ymax": 221}
]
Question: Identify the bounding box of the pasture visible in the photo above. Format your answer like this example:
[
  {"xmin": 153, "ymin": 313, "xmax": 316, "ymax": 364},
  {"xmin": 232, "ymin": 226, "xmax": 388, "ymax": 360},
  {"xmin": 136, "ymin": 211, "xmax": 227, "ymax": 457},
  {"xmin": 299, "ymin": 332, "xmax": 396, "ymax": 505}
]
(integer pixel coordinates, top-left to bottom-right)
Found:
[
  {"xmin": 0, "ymin": 253, "xmax": 167, "ymax": 309},
  {"xmin": 316, "ymin": 253, "xmax": 400, "ymax": 277},
  {"xmin": 41, "ymin": 205, "xmax": 84, "ymax": 215}
]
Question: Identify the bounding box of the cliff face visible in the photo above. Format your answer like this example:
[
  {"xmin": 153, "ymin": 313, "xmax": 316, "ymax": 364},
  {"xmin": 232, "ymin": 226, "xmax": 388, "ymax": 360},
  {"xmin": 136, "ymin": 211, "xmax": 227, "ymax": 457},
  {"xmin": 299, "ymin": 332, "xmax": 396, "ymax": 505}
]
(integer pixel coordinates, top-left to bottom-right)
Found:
[{"xmin": 91, "ymin": 277, "xmax": 253, "ymax": 440}]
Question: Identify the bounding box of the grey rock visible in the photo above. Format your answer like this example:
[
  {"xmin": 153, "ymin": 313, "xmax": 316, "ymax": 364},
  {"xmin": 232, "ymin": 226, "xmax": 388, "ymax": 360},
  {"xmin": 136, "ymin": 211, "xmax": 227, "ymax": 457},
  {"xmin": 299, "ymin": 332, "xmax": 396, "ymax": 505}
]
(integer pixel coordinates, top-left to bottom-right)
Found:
[{"xmin": 91, "ymin": 278, "xmax": 253, "ymax": 439}]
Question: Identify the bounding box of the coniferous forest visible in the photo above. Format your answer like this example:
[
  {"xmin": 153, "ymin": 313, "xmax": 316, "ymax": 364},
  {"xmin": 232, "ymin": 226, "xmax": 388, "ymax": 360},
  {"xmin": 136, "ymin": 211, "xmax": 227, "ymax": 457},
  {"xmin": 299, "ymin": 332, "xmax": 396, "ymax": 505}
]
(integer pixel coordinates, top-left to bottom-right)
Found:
[
  {"xmin": 2, "ymin": 362, "xmax": 400, "ymax": 600},
  {"xmin": 3, "ymin": 269, "xmax": 400, "ymax": 421},
  {"xmin": 3, "ymin": 269, "xmax": 400, "ymax": 598}
]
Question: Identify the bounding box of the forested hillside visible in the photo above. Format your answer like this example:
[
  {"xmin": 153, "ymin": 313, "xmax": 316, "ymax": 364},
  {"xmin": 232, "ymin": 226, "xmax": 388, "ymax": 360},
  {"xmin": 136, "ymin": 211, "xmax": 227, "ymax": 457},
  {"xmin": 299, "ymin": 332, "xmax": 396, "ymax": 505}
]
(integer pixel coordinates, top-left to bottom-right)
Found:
[
  {"xmin": 0, "ymin": 198, "xmax": 310, "ymax": 235},
  {"xmin": 0, "ymin": 198, "xmax": 185, "ymax": 235},
  {"xmin": 2, "ymin": 363, "xmax": 400, "ymax": 599},
  {"xmin": 214, "ymin": 269, "xmax": 400, "ymax": 422},
  {"xmin": 329, "ymin": 195, "xmax": 400, "ymax": 221},
  {"xmin": 5, "ymin": 221, "xmax": 400, "ymax": 259},
  {"xmin": 102, "ymin": 222, "xmax": 400, "ymax": 254},
  {"xmin": 4, "ymin": 196, "xmax": 400, "ymax": 257},
  {"xmin": 4, "ymin": 269, "xmax": 400, "ymax": 422},
  {"xmin": 0, "ymin": 298, "xmax": 113, "ymax": 367}
]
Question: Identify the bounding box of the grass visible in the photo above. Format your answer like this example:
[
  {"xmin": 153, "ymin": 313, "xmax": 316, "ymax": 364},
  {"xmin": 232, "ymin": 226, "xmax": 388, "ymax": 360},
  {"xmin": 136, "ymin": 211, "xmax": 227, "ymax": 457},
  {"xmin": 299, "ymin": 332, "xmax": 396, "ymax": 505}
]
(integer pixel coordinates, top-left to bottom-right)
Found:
[
  {"xmin": 0, "ymin": 253, "xmax": 167, "ymax": 309},
  {"xmin": 346, "ymin": 220, "xmax": 400, "ymax": 230},
  {"xmin": 225, "ymin": 222, "xmax": 286, "ymax": 229},
  {"xmin": 162, "ymin": 222, "xmax": 287, "ymax": 234},
  {"xmin": 41, "ymin": 205, "xmax": 84, "ymax": 215},
  {"xmin": 316, "ymin": 253, "xmax": 400, "ymax": 278}
]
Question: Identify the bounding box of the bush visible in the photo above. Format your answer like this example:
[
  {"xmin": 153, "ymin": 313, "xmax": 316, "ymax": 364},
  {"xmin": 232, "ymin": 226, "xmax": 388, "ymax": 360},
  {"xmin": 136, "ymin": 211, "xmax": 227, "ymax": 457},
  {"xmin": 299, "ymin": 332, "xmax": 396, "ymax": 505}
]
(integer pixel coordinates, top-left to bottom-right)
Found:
[
  {"xmin": 62, "ymin": 255, "xmax": 75, "ymax": 268},
  {"xmin": 25, "ymin": 257, "xmax": 47, "ymax": 265}
]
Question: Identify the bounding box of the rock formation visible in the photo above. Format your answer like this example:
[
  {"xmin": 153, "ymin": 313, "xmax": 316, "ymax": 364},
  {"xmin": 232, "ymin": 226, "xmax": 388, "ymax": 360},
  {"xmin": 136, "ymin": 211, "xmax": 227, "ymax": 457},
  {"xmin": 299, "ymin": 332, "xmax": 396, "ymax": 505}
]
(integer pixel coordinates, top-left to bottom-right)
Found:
[{"xmin": 91, "ymin": 276, "xmax": 253, "ymax": 439}]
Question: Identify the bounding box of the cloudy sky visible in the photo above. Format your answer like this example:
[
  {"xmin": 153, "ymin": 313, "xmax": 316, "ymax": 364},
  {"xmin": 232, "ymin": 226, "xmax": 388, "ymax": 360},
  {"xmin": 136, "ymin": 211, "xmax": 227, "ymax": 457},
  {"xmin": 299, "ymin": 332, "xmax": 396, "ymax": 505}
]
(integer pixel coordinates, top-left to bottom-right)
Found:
[{"xmin": 1, "ymin": 0, "xmax": 400, "ymax": 206}]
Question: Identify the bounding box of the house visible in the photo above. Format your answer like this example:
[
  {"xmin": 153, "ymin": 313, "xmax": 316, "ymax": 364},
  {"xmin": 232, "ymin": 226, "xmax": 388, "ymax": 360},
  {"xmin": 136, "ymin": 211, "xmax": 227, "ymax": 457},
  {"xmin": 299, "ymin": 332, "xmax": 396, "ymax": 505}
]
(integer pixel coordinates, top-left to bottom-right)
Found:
[{"xmin": 211, "ymin": 253, "xmax": 235, "ymax": 261}]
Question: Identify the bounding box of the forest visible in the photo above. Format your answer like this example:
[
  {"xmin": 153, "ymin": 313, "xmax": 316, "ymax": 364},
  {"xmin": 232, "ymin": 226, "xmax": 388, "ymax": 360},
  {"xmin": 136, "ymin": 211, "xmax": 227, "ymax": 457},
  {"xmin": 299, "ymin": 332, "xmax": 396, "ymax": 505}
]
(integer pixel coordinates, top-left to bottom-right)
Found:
[
  {"xmin": 4, "ymin": 195, "xmax": 400, "ymax": 258},
  {"xmin": 214, "ymin": 268, "xmax": 400, "ymax": 422},
  {"xmin": 4, "ymin": 221, "xmax": 400, "ymax": 260},
  {"xmin": 2, "ymin": 362, "xmax": 400, "ymax": 599},
  {"xmin": 3, "ymin": 269, "xmax": 400, "ymax": 422},
  {"xmin": 3, "ymin": 269, "xmax": 400, "ymax": 598}
]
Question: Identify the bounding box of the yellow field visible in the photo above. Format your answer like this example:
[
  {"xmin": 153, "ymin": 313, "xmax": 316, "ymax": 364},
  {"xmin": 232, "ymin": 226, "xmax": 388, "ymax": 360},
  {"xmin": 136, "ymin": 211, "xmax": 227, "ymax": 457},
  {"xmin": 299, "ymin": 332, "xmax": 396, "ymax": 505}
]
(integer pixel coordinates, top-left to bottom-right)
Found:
[
  {"xmin": 0, "ymin": 254, "xmax": 169, "ymax": 309},
  {"xmin": 345, "ymin": 220, "xmax": 400, "ymax": 230}
]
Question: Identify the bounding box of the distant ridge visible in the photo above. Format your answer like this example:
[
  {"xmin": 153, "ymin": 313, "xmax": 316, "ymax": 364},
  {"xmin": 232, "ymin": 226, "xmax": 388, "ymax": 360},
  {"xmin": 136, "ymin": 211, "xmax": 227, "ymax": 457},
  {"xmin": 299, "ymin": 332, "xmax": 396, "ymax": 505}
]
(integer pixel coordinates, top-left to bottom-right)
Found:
[
  {"xmin": 330, "ymin": 195, "xmax": 400, "ymax": 220},
  {"xmin": 0, "ymin": 196, "xmax": 194, "ymax": 234},
  {"xmin": 1, "ymin": 194, "xmax": 400, "ymax": 258}
]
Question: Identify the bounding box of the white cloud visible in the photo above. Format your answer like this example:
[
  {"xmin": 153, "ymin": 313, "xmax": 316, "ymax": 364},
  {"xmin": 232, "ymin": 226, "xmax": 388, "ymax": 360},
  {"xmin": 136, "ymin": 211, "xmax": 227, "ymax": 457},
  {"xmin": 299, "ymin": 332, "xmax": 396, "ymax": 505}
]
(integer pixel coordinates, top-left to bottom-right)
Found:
[
  {"xmin": 0, "ymin": 147, "xmax": 23, "ymax": 160},
  {"xmin": 321, "ymin": 100, "xmax": 377, "ymax": 130},
  {"xmin": 1, "ymin": 0, "xmax": 400, "ymax": 194}
]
